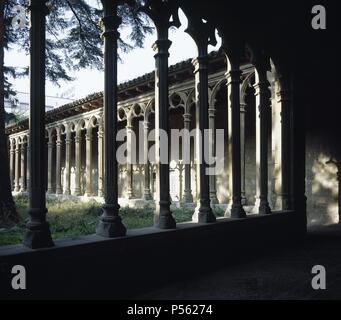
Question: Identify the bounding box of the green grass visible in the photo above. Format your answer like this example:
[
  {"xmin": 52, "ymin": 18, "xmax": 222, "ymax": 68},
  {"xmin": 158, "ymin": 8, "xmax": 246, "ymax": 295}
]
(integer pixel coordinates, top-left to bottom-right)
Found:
[{"xmin": 0, "ymin": 196, "xmax": 224, "ymax": 246}]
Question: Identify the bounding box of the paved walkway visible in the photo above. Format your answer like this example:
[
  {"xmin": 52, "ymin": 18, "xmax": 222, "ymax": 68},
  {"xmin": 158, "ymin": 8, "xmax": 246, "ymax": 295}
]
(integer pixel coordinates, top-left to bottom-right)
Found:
[{"xmin": 137, "ymin": 224, "xmax": 341, "ymax": 300}]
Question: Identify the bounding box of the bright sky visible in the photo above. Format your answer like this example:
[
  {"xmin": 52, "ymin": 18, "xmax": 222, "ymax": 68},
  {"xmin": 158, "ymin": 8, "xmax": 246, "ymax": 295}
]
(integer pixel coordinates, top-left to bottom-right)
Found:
[{"xmin": 5, "ymin": 8, "xmax": 221, "ymax": 101}]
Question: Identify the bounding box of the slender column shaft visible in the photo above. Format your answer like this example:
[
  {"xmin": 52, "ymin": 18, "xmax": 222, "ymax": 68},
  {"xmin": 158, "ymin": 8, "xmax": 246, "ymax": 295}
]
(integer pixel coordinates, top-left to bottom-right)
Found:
[
  {"xmin": 14, "ymin": 139, "xmax": 20, "ymax": 192},
  {"xmin": 74, "ymin": 131, "xmax": 81, "ymax": 196},
  {"xmin": 182, "ymin": 113, "xmax": 193, "ymax": 203},
  {"xmin": 240, "ymin": 102, "xmax": 247, "ymax": 205},
  {"xmin": 192, "ymin": 56, "xmax": 216, "ymax": 223},
  {"xmin": 9, "ymin": 140, "xmax": 15, "ymax": 190},
  {"xmin": 23, "ymin": 0, "xmax": 53, "ymax": 248},
  {"xmin": 64, "ymin": 129, "xmax": 71, "ymax": 195},
  {"xmin": 26, "ymin": 135, "xmax": 31, "ymax": 193},
  {"xmin": 96, "ymin": 0, "xmax": 126, "ymax": 237},
  {"xmin": 47, "ymin": 135, "xmax": 53, "ymax": 194},
  {"xmin": 126, "ymin": 120, "xmax": 134, "ymax": 199},
  {"xmin": 225, "ymin": 61, "xmax": 247, "ymax": 218},
  {"xmin": 97, "ymin": 121, "xmax": 104, "ymax": 197},
  {"xmin": 143, "ymin": 120, "xmax": 152, "ymax": 200},
  {"xmin": 55, "ymin": 130, "xmax": 62, "ymax": 194},
  {"xmin": 153, "ymin": 36, "xmax": 176, "ymax": 229},
  {"xmin": 254, "ymin": 69, "xmax": 272, "ymax": 214},
  {"xmin": 85, "ymin": 128, "xmax": 93, "ymax": 196},
  {"xmin": 20, "ymin": 140, "xmax": 27, "ymax": 192},
  {"xmin": 277, "ymin": 78, "xmax": 292, "ymax": 210},
  {"xmin": 208, "ymin": 107, "xmax": 219, "ymax": 205}
]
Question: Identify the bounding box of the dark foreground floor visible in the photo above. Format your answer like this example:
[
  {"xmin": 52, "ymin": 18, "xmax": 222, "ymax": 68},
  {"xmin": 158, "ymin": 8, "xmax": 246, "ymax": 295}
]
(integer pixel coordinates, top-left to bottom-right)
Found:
[{"xmin": 136, "ymin": 224, "xmax": 341, "ymax": 300}]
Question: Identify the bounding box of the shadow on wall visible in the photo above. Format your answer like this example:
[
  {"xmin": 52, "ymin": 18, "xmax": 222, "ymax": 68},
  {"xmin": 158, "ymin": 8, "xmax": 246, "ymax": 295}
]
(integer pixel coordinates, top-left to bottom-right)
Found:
[{"xmin": 306, "ymin": 134, "xmax": 340, "ymax": 226}]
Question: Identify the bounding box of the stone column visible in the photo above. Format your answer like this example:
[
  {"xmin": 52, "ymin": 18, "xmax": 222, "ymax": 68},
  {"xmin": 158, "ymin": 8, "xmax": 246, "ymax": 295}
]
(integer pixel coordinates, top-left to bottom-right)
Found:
[
  {"xmin": 240, "ymin": 102, "xmax": 247, "ymax": 205},
  {"xmin": 14, "ymin": 138, "xmax": 20, "ymax": 192},
  {"xmin": 74, "ymin": 131, "xmax": 82, "ymax": 196},
  {"xmin": 152, "ymin": 34, "xmax": 176, "ymax": 228},
  {"xmin": 224, "ymin": 48, "xmax": 247, "ymax": 218},
  {"xmin": 85, "ymin": 128, "xmax": 93, "ymax": 197},
  {"xmin": 192, "ymin": 56, "xmax": 216, "ymax": 223},
  {"xmin": 23, "ymin": 0, "xmax": 53, "ymax": 248},
  {"xmin": 9, "ymin": 139, "xmax": 15, "ymax": 190},
  {"xmin": 185, "ymin": 16, "xmax": 217, "ymax": 223},
  {"xmin": 126, "ymin": 116, "xmax": 134, "ymax": 199},
  {"xmin": 64, "ymin": 126, "xmax": 72, "ymax": 195},
  {"xmin": 26, "ymin": 134, "xmax": 31, "ymax": 193},
  {"xmin": 277, "ymin": 76, "xmax": 292, "ymax": 210},
  {"xmin": 20, "ymin": 138, "xmax": 27, "ymax": 192},
  {"xmin": 47, "ymin": 132, "xmax": 54, "ymax": 194},
  {"xmin": 182, "ymin": 113, "xmax": 193, "ymax": 203},
  {"xmin": 97, "ymin": 119, "xmax": 104, "ymax": 197},
  {"xmin": 55, "ymin": 128, "xmax": 62, "ymax": 195},
  {"xmin": 143, "ymin": 120, "xmax": 152, "ymax": 200},
  {"xmin": 208, "ymin": 107, "xmax": 219, "ymax": 205},
  {"xmin": 254, "ymin": 68, "xmax": 272, "ymax": 214},
  {"xmin": 96, "ymin": 0, "xmax": 126, "ymax": 237}
]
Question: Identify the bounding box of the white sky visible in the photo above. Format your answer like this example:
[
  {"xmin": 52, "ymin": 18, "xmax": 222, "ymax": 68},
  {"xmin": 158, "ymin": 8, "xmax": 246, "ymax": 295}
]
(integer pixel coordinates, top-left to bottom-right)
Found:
[{"xmin": 5, "ymin": 9, "xmax": 221, "ymax": 100}]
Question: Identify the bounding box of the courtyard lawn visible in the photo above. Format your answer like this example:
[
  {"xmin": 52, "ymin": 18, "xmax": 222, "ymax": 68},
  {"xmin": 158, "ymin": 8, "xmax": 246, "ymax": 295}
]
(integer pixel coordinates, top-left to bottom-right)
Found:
[{"xmin": 0, "ymin": 196, "xmax": 225, "ymax": 246}]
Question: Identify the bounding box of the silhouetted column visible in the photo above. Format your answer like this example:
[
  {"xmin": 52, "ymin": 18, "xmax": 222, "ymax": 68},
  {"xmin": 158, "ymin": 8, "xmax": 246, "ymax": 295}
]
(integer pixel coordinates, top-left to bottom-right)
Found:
[
  {"xmin": 97, "ymin": 119, "xmax": 104, "ymax": 197},
  {"xmin": 9, "ymin": 139, "xmax": 15, "ymax": 190},
  {"xmin": 182, "ymin": 113, "xmax": 193, "ymax": 203},
  {"xmin": 185, "ymin": 16, "xmax": 217, "ymax": 223},
  {"xmin": 224, "ymin": 47, "xmax": 246, "ymax": 218},
  {"xmin": 277, "ymin": 76, "xmax": 292, "ymax": 210},
  {"xmin": 47, "ymin": 132, "xmax": 53, "ymax": 194},
  {"xmin": 143, "ymin": 120, "xmax": 152, "ymax": 200},
  {"xmin": 191, "ymin": 56, "xmax": 216, "ymax": 223},
  {"xmin": 20, "ymin": 138, "xmax": 27, "ymax": 192},
  {"xmin": 85, "ymin": 128, "xmax": 93, "ymax": 197},
  {"xmin": 152, "ymin": 34, "xmax": 176, "ymax": 228},
  {"xmin": 74, "ymin": 131, "xmax": 82, "ymax": 196},
  {"xmin": 96, "ymin": 0, "xmax": 126, "ymax": 237},
  {"xmin": 254, "ymin": 68, "xmax": 271, "ymax": 214},
  {"xmin": 14, "ymin": 138, "xmax": 20, "ymax": 192},
  {"xmin": 64, "ymin": 126, "xmax": 71, "ymax": 195},
  {"xmin": 240, "ymin": 102, "xmax": 247, "ymax": 205},
  {"xmin": 55, "ymin": 128, "xmax": 62, "ymax": 195},
  {"xmin": 26, "ymin": 134, "xmax": 30, "ymax": 193},
  {"xmin": 23, "ymin": 0, "xmax": 53, "ymax": 248},
  {"xmin": 126, "ymin": 117, "xmax": 134, "ymax": 199},
  {"xmin": 208, "ymin": 107, "xmax": 219, "ymax": 205}
]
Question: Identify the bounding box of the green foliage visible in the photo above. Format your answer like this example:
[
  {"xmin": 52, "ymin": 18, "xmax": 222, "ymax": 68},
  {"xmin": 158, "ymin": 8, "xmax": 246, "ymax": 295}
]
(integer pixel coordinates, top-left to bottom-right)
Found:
[
  {"xmin": 3, "ymin": 0, "xmax": 153, "ymax": 92},
  {"xmin": 0, "ymin": 196, "xmax": 225, "ymax": 246}
]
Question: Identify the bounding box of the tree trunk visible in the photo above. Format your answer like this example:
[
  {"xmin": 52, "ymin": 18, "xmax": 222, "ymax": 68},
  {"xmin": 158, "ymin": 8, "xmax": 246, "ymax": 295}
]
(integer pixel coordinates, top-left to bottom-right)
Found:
[{"xmin": 0, "ymin": 2, "xmax": 19, "ymax": 227}]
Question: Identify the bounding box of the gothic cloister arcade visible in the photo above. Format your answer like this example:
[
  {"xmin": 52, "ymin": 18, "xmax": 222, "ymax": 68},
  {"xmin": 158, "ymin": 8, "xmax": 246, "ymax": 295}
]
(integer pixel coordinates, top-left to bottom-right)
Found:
[{"xmin": 2, "ymin": 0, "xmax": 333, "ymax": 299}]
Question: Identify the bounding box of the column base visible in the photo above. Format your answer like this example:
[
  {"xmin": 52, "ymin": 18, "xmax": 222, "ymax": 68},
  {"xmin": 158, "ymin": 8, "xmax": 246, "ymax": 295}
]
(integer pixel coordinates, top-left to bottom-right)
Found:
[
  {"xmin": 56, "ymin": 189, "xmax": 63, "ymax": 195},
  {"xmin": 96, "ymin": 205, "xmax": 126, "ymax": 238},
  {"xmin": 64, "ymin": 189, "xmax": 71, "ymax": 196},
  {"xmin": 182, "ymin": 191, "xmax": 193, "ymax": 204},
  {"xmin": 230, "ymin": 203, "xmax": 247, "ymax": 219},
  {"xmin": 23, "ymin": 217, "xmax": 54, "ymax": 249},
  {"xmin": 154, "ymin": 201, "xmax": 176, "ymax": 229},
  {"xmin": 210, "ymin": 192, "xmax": 219, "ymax": 205},
  {"xmin": 193, "ymin": 204, "xmax": 216, "ymax": 223},
  {"xmin": 258, "ymin": 201, "xmax": 272, "ymax": 215},
  {"xmin": 154, "ymin": 213, "xmax": 176, "ymax": 229}
]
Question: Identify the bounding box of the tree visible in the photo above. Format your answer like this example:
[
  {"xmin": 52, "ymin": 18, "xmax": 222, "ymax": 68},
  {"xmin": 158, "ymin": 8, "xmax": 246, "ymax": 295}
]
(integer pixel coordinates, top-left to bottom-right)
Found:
[{"xmin": 0, "ymin": 0, "xmax": 152, "ymax": 227}]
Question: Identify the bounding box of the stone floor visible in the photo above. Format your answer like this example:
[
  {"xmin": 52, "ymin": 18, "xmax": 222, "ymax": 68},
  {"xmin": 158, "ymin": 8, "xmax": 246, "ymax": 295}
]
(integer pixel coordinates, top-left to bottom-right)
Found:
[{"xmin": 136, "ymin": 224, "xmax": 341, "ymax": 300}]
